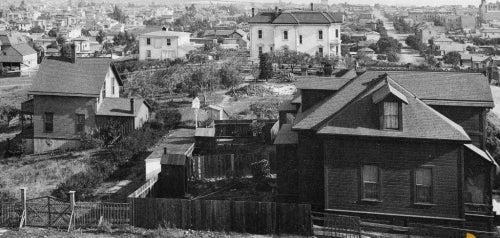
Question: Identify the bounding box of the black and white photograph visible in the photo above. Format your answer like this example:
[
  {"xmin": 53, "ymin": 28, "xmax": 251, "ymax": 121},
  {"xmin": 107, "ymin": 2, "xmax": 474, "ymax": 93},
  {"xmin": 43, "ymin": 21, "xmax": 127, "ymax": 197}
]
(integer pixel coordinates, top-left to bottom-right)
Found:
[{"xmin": 0, "ymin": 0, "xmax": 498, "ymax": 237}]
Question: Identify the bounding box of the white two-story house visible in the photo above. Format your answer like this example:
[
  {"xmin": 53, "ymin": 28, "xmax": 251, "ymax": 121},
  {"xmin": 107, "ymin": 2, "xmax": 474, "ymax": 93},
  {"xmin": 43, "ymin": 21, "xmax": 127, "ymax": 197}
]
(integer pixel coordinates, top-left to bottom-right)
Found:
[
  {"xmin": 248, "ymin": 8, "xmax": 343, "ymax": 60},
  {"xmin": 138, "ymin": 28, "xmax": 193, "ymax": 60}
]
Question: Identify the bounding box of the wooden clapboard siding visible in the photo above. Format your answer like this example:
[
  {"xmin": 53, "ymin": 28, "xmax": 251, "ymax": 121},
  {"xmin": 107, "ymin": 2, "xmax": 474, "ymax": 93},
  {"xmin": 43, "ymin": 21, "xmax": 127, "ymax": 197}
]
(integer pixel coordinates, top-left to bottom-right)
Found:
[{"xmin": 130, "ymin": 198, "xmax": 312, "ymax": 235}]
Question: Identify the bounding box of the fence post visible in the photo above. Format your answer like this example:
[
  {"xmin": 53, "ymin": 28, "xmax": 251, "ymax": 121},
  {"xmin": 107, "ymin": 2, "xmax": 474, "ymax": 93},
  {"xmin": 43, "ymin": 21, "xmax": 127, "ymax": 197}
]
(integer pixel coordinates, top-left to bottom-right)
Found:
[
  {"xmin": 230, "ymin": 154, "xmax": 235, "ymax": 173},
  {"xmin": 69, "ymin": 191, "xmax": 75, "ymax": 212},
  {"xmin": 20, "ymin": 188, "xmax": 26, "ymax": 227}
]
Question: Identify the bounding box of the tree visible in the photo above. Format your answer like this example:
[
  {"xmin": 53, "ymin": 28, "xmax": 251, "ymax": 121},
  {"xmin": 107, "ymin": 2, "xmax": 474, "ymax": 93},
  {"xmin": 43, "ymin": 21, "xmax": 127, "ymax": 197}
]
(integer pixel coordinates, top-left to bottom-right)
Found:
[
  {"xmin": 249, "ymin": 102, "xmax": 279, "ymax": 119},
  {"xmin": 387, "ymin": 51, "xmax": 400, "ymax": 62},
  {"xmin": 405, "ymin": 35, "xmax": 418, "ymax": 49},
  {"xmin": 96, "ymin": 30, "xmax": 106, "ymax": 44},
  {"xmin": 48, "ymin": 28, "xmax": 58, "ymax": 37},
  {"xmin": 109, "ymin": 5, "xmax": 127, "ymax": 23},
  {"xmin": 29, "ymin": 25, "xmax": 44, "ymax": 34},
  {"xmin": 276, "ymin": 48, "xmax": 310, "ymax": 73},
  {"xmin": 81, "ymin": 28, "xmax": 91, "ymax": 36},
  {"xmin": 375, "ymin": 36, "xmax": 401, "ymax": 54},
  {"xmin": 443, "ymin": 51, "xmax": 461, "ymax": 66},
  {"xmin": 259, "ymin": 53, "xmax": 273, "ymax": 80},
  {"xmin": 323, "ymin": 62, "xmax": 333, "ymax": 76},
  {"xmin": 56, "ymin": 35, "xmax": 66, "ymax": 45},
  {"xmin": 219, "ymin": 62, "xmax": 242, "ymax": 92},
  {"xmin": 60, "ymin": 44, "xmax": 73, "ymax": 58}
]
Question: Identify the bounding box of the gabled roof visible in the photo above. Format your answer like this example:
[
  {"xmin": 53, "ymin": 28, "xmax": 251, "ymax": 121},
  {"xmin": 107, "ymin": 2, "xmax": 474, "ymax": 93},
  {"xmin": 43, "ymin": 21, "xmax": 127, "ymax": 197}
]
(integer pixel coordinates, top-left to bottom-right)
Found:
[
  {"xmin": 10, "ymin": 43, "xmax": 37, "ymax": 56},
  {"xmin": 96, "ymin": 98, "xmax": 149, "ymax": 117},
  {"xmin": 372, "ymin": 78, "xmax": 408, "ymax": 104},
  {"xmin": 293, "ymin": 70, "xmax": 494, "ymax": 131},
  {"xmin": 317, "ymin": 76, "xmax": 470, "ymax": 142},
  {"xmin": 248, "ymin": 10, "xmax": 342, "ymax": 24},
  {"xmin": 29, "ymin": 58, "xmax": 120, "ymax": 97}
]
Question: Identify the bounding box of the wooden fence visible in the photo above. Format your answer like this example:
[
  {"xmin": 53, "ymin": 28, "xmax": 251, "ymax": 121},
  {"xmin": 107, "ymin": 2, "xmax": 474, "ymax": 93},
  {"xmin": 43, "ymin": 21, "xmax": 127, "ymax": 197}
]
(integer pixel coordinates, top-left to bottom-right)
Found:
[
  {"xmin": 189, "ymin": 153, "xmax": 264, "ymax": 180},
  {"xmin": 0, "ymin": 202, "xmax": 21, "ymax": 227},
  {"xmin": 312, "ymin": 212, "xmax": 361, "ymax": 238},
  {"xmin": 72, "ymin": 202, "xmax": 129, "ymax": 228},
  {"xmin": 129, "ymin": 198, "xmax": 312, "ymax": 235}
]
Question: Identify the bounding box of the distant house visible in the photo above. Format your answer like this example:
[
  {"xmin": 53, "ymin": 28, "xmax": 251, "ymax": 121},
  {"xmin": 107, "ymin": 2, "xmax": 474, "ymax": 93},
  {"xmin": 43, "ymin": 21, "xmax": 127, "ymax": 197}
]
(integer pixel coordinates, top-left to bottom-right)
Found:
[
  {"xmin": 137, "ymin": 28, "xmax": 193, "ymax": 60},
  {"xmin": 275, "ymin": 70, "xmax": 497, "ymax": 232},
  {"xmin": 480, "ymin": 27, "xmax": 500, "ymax": 38},
  {"xmin": 416, "ymin": 25, "xmax": 446, "ymax": 45},
  {"xmin": 202, "ymin": 29, "xmax": 249, "ymax": 49},
  {"xmin": 22, "ymin": 51, "xmax": 150, "ymax": 154},
  {"xmin": 247, "ymin": 6, "xmax": 343, "ymax": 59},
  {"xmin": 0, "ymin": 43, "xmax": 38, "ymax": 71},
  {"xmin": 206, "ymin": 105, "xmax": 229, "ymax": 121}
]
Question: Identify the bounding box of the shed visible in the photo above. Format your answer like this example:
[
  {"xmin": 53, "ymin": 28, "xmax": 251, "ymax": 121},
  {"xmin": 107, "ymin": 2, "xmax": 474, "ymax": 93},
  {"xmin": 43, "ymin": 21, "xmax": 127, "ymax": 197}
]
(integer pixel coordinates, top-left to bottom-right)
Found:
[
  {"xmin": 158, "ymin": 151, "xmax": 189, "ymax": 198},
  {"xmin": 207, "ymin": 105, "xmax": 229, "ymax": 120},
  {"xmin": 194, "ymin": 127, "xmax": 216, "ymax": 154}
]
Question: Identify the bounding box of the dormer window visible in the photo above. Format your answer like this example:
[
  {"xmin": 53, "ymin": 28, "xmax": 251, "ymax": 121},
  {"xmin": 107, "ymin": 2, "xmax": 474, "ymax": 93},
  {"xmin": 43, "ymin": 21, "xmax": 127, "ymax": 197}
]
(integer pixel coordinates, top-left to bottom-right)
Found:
[{"xmin": 381, "ymin": 101, "xmax": 400, "ymax": 130}]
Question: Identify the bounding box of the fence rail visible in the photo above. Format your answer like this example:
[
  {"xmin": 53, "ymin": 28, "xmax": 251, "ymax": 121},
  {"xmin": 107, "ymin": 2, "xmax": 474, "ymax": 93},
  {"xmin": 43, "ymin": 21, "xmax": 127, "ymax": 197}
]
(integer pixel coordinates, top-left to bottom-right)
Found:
[
  {"xmin": 0, "ymin": 203, "xmax": 22, "ymax": 227},
  {"xmin": 312, "ymin": 212, "xmax": 361, "ymax": 238},
  {"xmin": 72, "ymin": 202, "xmax": 130, "ymax": 228}
]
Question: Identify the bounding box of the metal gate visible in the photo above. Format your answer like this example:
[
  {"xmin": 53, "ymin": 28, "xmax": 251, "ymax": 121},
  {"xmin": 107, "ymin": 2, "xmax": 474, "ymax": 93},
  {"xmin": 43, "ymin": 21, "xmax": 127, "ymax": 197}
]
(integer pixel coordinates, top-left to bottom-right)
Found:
[{"xmin": 25, "ymin": 196, "xmax": 71, "ymax": 228}]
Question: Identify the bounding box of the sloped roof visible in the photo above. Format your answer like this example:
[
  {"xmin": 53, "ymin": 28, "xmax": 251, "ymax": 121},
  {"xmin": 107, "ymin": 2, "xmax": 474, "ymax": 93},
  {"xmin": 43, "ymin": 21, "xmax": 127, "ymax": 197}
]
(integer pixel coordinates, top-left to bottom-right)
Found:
[
  {"xmin": 296, "ymin": 77, "xmax": 351, "ymax": 90},
  {"xmin": 96, "ymin": 98, "xmax": 149, "ymax": 117},
  {"xmin": 465, "ymin": 144, "xmax": 499, "ymax": 167},
  {"xmin": 248, "ymin": 10, "xmax": 342, "ymax": 24},
  {"xmin": 29, "ymin": 58, "xmax": 118, "ymax": 97},
  {"xmin": 293, "ymin": 70, "xmax": 494, "ymax": 131},
  {"xmin": 11, "ymin": 43, "xmax": 37, "ymax": 56},
  {"xmin": 195, "ymin": 128, "xmax": 215, "ymax": 137},
  {"xmin": 387, "ymin": 71, "xmax": 494, "ymax": 107},
  {"xmin": 372, "ymin": 80, "xmax": 408, "ymax": 104},
  {"xmin": 0, "ymin": 31, "xmax": 26, "ymax": 46},
  {"xmin": 139, "ymin": 30, "xmax": 191, "ymax": 38},
  {"xmin": 274, "ymin": 124, "xmax": 298, "ymax": 145},
  {"xmin": 317, "ymin": 76, "xmax": 470, "ymax": 142},
  {"xmin": 203, "ymin": 29, "xmax": 235, "ymax": 37}
]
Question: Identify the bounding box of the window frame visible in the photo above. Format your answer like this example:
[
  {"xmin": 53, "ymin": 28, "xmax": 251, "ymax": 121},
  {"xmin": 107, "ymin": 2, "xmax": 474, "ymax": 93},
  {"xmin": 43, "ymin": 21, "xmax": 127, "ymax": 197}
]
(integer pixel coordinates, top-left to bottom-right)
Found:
[
  {"xmin": 318, "ymin": 47, "xmax": 323, "ymax": 56},
  {"xmin": 258, "ymin": 29, "xmax": 262, "ymax": 39},
  {"xmin": 379, "ymin": 100, "xmax": 402, "ymax": 130},
  {"xmin": 283, "ymin": 30, "xmax": 288, "ymax": 40},
  {"xmin": 361, "ymin": 165, "xmax": 382, "ymax": 202},
  {"xmin": 75, "ymin": 113, "xmax": 85, "ymax": 133},
  {"xmin": 146, "ymin": 38, "xmax": 151, "ymax": 45},
  {"xmin": 318, "ymin": 30, "xmax": 323, "ymax": 40},
  {"xmin": 258, "ymin": 46, "xmax": 263, "ymax": 55},
  {"xmin": 299, "ymin": 35, "xmax": 303, "ymax": 44},
  {"xmin": 336, "ymin": 29, "xmax": 339, "ymax": 38},
  {"xmin": 146, "ymin": 50, "xmax": 151, "ymax": 58},
  {"xmin": 413, "ymin": 166, "xmax": 435, "ymax": 205},
  {"xmin": 167, "ymin": 38, "xmax": 171, "ymax": 46},
  {"xmin": 111, "ymin": 78, "xmax": 115, "ymax": 95},
  {"xmin": 44, "ymin": 112, "xmax": 54, "ymax": 133}
]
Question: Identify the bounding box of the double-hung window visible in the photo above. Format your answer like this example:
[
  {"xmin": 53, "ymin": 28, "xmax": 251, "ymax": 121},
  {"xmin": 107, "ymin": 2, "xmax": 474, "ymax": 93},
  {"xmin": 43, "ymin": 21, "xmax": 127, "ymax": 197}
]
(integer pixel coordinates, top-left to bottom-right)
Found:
[
  {"xmin": 415, "ymin": 168, "xmax": 433, "ymax": 204},
  {"xmin": 146, "ymin": 38, "xmax": 151, "ymax": 45},
  {"xmin": 75, "ymin": 114, "xmax": 85, "ymax": 133},
  {"xmin": 318, "ymin": 30, "xmax": 323, "ymax": 40},
  {"xmin": 362, "ymin": 165, "xmax": 381, "ymax": 201},
  {"xmin": 258, "ymin": 30, "xmax": 262, "ymax": 39},
  {"xmin": 381, "ymin": 102, "xmax": 399, "ymax": 129},
  {"xmin": 283, "ymin": 30, "xmax": 288, "ymax": 40},
  {"xmin": 167, "ymin": 38, "xmax": 171, "ymax": 46}
]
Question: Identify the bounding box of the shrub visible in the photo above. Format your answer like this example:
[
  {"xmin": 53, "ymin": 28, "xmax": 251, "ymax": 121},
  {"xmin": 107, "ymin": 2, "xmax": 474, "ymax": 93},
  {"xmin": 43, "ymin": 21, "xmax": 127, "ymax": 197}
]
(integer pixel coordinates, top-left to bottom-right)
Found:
[
  {"xmin": 155, "ymin": 109, "xmax": 181, "ymax": 130},
  {"xmin": 52, "ymin": 171, "xmax": 103, "ymax": 201},
  {"xmin": 387, "ymin": 52, "xmax": 400, "ymax": 62}
]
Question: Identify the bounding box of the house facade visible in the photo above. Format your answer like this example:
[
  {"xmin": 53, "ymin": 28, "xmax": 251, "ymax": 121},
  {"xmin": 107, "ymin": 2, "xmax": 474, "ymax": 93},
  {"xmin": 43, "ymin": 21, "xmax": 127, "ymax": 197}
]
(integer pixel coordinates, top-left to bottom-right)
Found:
[
  {"xmin": 138, "ymin": 28, "xmax": 193, "ymax": 61},
  {"xmin": 275, "ymin": 70, "xmax": 497, "ymax": 231},
  {"xmin": 24, "ymin": 51, "xmax": 150, "ymax": 154},
  {"xmin": 247, "ymin": 7, "xmax": 343, "ymax": 60}
]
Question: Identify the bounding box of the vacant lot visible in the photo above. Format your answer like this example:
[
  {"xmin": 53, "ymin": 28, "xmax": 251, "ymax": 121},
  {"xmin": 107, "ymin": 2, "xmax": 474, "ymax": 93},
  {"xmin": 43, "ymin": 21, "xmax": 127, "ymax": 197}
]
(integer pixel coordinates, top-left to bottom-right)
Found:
[{"xmin": 0, "ymin": 76, "xmax": 32, "ymax": 108}]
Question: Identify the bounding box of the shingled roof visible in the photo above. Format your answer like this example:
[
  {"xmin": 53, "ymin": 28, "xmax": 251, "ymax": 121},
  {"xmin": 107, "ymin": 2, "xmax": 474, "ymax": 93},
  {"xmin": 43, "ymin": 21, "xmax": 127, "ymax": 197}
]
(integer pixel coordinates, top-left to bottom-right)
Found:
[
  {"xmin": 293, "ymin": 71, "xmax": 494, "ymax": 131},
  {"xmin": 29, "ymin": 58, "xmax": 121, "ymax": 97},
  {"xmin": 248, "ymin": 10, "xmax": 342, "ymax": 24},
  {"xmin": 295, "ymin": 77, "xmax": 350, "ymax": 90},
  {"xmin": 317, "ymin": 75, "xmax": 470, "ymax": 142}
]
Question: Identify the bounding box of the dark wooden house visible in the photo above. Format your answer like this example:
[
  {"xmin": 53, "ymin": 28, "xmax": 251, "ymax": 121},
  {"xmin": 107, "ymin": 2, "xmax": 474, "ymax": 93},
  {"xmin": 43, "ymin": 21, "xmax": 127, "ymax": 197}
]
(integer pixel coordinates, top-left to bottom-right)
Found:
[{"xmin": 275, "ymin": 70, "xmax": 498, "ymax": 231}]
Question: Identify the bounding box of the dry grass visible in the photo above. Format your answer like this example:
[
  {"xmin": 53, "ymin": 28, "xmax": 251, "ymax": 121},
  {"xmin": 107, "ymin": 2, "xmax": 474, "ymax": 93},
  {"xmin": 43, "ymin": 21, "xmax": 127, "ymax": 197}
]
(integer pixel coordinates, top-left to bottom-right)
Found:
[{"xmin": 0, "ymin": 151, "xmax": 95, "ymax": 199}]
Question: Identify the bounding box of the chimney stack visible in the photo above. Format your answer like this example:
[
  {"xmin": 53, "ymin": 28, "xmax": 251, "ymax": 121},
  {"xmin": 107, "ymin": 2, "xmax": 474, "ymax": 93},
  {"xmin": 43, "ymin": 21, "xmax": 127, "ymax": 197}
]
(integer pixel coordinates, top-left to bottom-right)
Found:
[
  {"xmin": 252, "ymin": 8, "xmax": 255, "ymax": 17},
  {"xmin": 310, "ymin": 2, "xmax": 314, "ymax": 10},
  {"xmin": 70, "ymin": 43, "xmax": 76, "ymax": 63},
  {"xmin": 130, "ymin": 98, "xmax": 134, "ymax": 113}
]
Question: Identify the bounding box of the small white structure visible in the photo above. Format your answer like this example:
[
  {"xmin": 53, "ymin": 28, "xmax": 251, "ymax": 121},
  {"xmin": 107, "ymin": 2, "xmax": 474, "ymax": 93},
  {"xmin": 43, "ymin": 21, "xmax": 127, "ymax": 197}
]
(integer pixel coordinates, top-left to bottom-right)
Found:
[
  {"xmin": 207, "ymin": 105, "xmax": 229, "ymax": 120},
  {"xmin": 138, "ymin": 28, "xmax": 193, "ymax": 60}
]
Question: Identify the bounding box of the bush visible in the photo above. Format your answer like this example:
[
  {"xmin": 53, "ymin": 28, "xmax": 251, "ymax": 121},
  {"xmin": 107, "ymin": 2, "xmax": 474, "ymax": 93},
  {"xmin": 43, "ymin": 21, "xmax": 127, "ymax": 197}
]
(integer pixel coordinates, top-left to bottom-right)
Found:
[
  {"xmin": 155, "ymin": 109, "xmax": 181, "ymax": 130},
  {"xmin": 387, "ymin": 52, "xmax": 400, "ymax": 62},
  {"xmin": 52, "ymin": 171, "xmax": 103, "ymax": 201}
]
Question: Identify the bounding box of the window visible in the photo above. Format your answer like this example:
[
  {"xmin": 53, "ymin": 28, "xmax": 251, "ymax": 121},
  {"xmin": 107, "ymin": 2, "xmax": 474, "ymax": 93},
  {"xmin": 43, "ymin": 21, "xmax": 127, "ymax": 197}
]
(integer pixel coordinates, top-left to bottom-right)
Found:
[
  {"xmin": 111, "ymin": 79, "xmax": 115, "ymax": 95},
  {"xmin": 319, "ymin": 30, "xmax": 323, "ymax": 40},
  {"xmin": 381, "ymin": 102, "xmax": 399, "ymax": 129},
  {"xmin": 318, "ymin": 47, "xmax": 323, "ymax": 55},
  {"xmin": 299, "ymin": 35, "xmax": 303, "ymax": 44},
  {"xmin": 75, "ymin": 114, "xmax": 85, "ymax": 133},
  {"xmin": 44, "ymin": 112, "xmax": 53, "ymax": 133},
  {"xmin": 336, "ymin": 46, "xmax": 339, "ymax": 55},
  {"xmin": 362, "ymin": 165, "xmax": 380, "ymax": 200},
  {"xmin": 146, "ymin": 38, "xmax": 151, "ymax": 45},
  {"xmin": 146, "ymin": 50, "xmax": 151, "ymax": 58},
  {"xmin": 258, "ymin": 46, "xmax": 263, "ymax": 55},
  {"xmin": 258, "ymin": 30, "xmax": 262, "ymax": 39},
  {"xmin": 415, "ymin": 168, "xmax": 433, "ymax": 204},
  {"xmin": 270, "ymin": 46, "xmax": 273, "ymax": 51},
  {"xmin": 167, "ymin": 38, "xmax": 171, "ymax": 46},
  {"xmin": 335, "ymin": 29, "xmax": 339, "ymax": 38},
  {"xmin": 283, "ymin": 30, "xmax": 288, "ymax": 40}
]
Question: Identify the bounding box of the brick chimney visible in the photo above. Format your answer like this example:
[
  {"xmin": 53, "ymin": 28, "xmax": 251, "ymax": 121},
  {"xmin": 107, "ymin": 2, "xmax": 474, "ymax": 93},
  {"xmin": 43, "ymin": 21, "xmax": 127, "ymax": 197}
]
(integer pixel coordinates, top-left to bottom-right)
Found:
[
  {"xmin": 252, "ymin": 8, "xmax": 255, "ymax": 17},
  {"xmin": 70, "ymin": 43, "xmax": 76, "ymax": 63},
  {"xmin": 310, "ymin": 2, "xmax": 314, "ymax": 10},
  {"xmin": 130, "ymin": 98, "xmax": 134, "ymax": 113}
]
